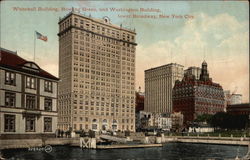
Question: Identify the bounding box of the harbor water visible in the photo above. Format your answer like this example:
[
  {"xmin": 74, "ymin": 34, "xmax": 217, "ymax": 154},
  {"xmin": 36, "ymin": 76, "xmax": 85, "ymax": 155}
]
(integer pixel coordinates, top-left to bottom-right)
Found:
[{"xmin": 1, "ymin": 142, "xmax": 248, "ymax": 160}]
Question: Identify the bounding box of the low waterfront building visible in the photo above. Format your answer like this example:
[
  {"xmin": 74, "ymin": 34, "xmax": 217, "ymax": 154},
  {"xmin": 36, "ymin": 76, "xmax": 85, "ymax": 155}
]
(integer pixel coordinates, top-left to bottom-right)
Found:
[
  {"xmin": 170, "ymin": 112, "xmax": 184, "ymax": 131},
  {"xmin": 172, "ymin": 61, "xmax": 225, "ymax": 124},
  {"xmin": 136, "ymin": 111, "xmax": 171, "ymax": 131},
  {"xmin": 227, "ymin": 103, "xmax": 250, "ymax": 115},
  {"xmin": 188, "ymin": 123, "xmax": 214, "ymax": 133},
  {"xmin": 0, "ymin": 48, "xmax": 59, "ymax": 139}
]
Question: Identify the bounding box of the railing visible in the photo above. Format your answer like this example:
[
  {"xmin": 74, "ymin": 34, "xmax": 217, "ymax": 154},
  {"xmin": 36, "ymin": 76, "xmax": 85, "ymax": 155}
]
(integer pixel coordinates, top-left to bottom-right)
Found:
[{"xmin": 164, "ymin": 131, "xmax": 250, "ymax": 138}]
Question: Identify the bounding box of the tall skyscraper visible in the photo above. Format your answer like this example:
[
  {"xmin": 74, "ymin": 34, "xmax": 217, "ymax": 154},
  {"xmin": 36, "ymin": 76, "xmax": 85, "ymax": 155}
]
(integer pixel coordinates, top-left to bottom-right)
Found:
[
  {"xmin": 144, "ymin": 63, "xmax": 184, "ymax": 114},
  {"xmin": 58, "ymin": 11, "xmax": 137, "ymax": 132}
]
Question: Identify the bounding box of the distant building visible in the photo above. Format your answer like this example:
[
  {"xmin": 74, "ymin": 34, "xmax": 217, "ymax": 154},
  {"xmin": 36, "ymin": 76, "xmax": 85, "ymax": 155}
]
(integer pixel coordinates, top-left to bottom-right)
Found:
[
  {"xmin": 170, "ymin": 112, "xmax": 184, "ymax": 131},
  {"xmin": 145, "ymin": 63, "xmax": 184, "ymax": 114},
  {"xmin": 135, "ymin": 88, "xmax": 145, "ymax": 131},
  {"xmin": 227, "ymin": 103, "xmax": 250, "ymax": 116},
  {"xmin": 223, "ymin": 90, "xmax": 231, "ymax": 111},
  {"xmin": 230, "ymin": 94, "xmax": 242, "ymax": 105},
  {"xmin": 184, "ymin": 66, "xmax": 201, "ymax": 80},
  {"xmin": 136, "ymin": 111, "xmax": 171, "ymax": 131},
  {"xmin": 0, "ymin": 48, "xmax": 59, "ymax": 139},
  {"xmin": 135, "ymin": 87, "xmax": 144, "ymax": 113},
  {"xmin": 188, "ymin": 124, "xmax": 214, "ymax": 133},
  {"xmin": 173, "ymin": 61, "xmax": 225, "ymax": 124}
]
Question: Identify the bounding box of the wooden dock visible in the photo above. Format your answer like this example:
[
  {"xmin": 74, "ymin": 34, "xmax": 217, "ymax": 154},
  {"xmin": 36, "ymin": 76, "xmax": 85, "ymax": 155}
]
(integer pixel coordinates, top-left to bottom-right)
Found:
[{"xmin": 96, "ymin": 144, "xmax": 163, "ymax": 149}]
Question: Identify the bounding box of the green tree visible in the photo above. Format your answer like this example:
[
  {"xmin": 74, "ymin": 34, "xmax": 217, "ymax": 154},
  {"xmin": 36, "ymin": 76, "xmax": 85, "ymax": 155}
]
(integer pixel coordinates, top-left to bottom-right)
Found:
[{"xmin": 194, "ymin": 114, "xmax": 213, "ymax": 124}]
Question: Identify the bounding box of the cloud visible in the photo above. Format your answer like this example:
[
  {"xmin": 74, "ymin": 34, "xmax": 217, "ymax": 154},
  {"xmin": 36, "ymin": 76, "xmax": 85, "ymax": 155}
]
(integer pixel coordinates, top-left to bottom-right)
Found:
[{"xmin": 136, "ymin": 12, "xmax": 249, "ymax": 102}]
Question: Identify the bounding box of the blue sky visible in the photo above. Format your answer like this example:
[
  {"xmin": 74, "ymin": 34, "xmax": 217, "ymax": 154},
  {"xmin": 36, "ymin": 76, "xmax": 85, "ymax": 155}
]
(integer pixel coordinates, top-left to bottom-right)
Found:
[{"xmin": 0, "ymin": 1, "xmax": 249, "ymax": 102}]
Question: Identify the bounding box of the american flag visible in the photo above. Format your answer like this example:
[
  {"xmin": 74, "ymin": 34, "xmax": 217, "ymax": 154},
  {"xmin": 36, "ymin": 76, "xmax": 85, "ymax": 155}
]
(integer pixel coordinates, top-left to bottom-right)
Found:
[{"xmin": 36, "ymin": 31, "xmax": 47, "ymax": 42}]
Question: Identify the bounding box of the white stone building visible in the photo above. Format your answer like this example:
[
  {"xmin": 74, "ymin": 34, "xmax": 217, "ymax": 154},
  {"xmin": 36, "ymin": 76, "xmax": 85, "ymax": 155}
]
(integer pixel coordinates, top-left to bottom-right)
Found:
[
  {"xmin": 58, "ymin": 11, "xmax": 137, "ymax": 132},
  {"xmin": 145, "ymin": 63, "xmax": 184, "ymax": 114},
  {"xmin": 230, "ymin": 94, "xmax": 242, "ymax": 105},
  {"xmin": 137, "ymin": 111, "xmax": 171, "ymax": 130}
]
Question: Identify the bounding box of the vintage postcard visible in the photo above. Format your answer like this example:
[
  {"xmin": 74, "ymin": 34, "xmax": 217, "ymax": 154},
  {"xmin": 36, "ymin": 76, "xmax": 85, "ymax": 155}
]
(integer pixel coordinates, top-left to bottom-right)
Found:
[{"xmin": 0, "ymin": 0, "xmax": 249, "ymax": 159}]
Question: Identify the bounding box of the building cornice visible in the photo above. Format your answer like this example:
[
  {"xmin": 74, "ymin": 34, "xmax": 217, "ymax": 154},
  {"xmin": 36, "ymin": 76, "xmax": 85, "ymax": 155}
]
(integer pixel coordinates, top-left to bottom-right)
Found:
[{"xmin": 58, "ymin": 25, "xmax": 137, "ymax": 46}]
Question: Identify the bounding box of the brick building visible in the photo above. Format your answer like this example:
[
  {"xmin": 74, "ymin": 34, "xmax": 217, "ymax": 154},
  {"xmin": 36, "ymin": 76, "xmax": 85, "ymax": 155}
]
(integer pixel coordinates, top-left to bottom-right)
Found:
[{"xmin": 172, "ymin": 61, "xmax": 225, "ymax": 124}]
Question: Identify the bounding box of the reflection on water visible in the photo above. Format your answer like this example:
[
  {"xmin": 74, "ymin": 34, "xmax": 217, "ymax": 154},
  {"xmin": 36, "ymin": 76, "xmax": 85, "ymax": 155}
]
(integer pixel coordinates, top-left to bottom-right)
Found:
[{"xmin": 1, "ymin": 143, "xmax": 248, "ymax": 160}]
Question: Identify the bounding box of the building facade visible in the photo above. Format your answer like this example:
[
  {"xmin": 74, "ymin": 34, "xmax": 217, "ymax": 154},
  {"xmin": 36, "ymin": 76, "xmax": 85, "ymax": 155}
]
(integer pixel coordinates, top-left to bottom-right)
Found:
[
  {"xmin": 227, "ymin": 103, "xmax": 250, "ymax": 115},
  {"xmin": 172, "ymin": 61, "xmax": 225, "ymax": 124},
  {"xmin": 184, "ymin": 66, "xmax": 201, "ymax": 80},
  {"xmin": 135, "ymin": 88, "xmax": 145, "ymax": 130},
  {"xmin": 0, "ymin": 48, "xmax": 59, "ymax": 139},
  {"xmin": 170, "ymin": 112, "xmax": 184, "ymax": 131},
  {"xmin": 136, "ymin": 111, "xmax": 171, "ymax": 131},
  {"xmin": 58, "ymin": 11, "xmax": 137, "ymax": 132},
  {"xmin": 144, "ymin": 63, "xmax": 184, "ymax": 114},
  {"xmin": 135, "ymin": 88, "xmax": 144, "ymax": 113}
]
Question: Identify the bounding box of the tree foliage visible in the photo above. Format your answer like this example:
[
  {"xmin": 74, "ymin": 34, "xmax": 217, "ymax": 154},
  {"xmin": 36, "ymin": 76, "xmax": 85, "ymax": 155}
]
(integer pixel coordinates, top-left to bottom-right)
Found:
[
  {"xmin": 210, "ymin": 112, "xmax": 248, "ymax": 129},
  {"xmin": 194, "ymin": 114, "xmax": 213, "ymax": 123}
]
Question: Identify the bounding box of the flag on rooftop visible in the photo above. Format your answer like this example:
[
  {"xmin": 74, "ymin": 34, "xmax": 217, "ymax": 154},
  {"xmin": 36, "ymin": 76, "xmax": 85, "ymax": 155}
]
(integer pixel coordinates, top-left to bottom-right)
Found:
[{"xmin": 36, "ymin": 31, "xmax": 47, "ymax": 42}]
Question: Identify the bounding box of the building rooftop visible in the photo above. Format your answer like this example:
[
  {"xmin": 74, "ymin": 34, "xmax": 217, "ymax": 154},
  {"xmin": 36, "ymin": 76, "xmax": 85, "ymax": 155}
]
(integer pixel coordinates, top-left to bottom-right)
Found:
[
  {"xmin": 0, "ymin": 48, "xmax": 59, "ymax": 81},
  {"xmin": 58, "ymin": 10, "xmax": 136, "ymax": 34},
  {"xmin": 145, "ymin": 63, "xmax": 184, "ymax": 72}
]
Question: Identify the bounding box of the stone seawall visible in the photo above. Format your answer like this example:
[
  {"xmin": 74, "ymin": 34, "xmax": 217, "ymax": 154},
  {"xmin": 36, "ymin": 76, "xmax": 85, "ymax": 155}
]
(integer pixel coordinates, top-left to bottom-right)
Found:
[
  {"xmin": 0, "ymin": 138, "xmax": 80, "ymax": 150},
  {"xmin": 161, "ymin": 136, "xmax": 249, "ymax": 146},
  {"xmin": 1, "ymin": 135, "xmax": 249, "ymax": 150}
]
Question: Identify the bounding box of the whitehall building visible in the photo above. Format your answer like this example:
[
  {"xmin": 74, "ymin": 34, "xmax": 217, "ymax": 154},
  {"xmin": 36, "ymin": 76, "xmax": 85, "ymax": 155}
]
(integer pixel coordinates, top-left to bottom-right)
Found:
[
  {"xmin": 144, "ymin": 63, "xmax": 184, "ymax": 114},
  {"xmin": 58, "ymin": 11, "xmax": 137, "ymax": 132},
  {"xmin": 0, "ymin": 48, "xmax": 59, "ymax": 139}
]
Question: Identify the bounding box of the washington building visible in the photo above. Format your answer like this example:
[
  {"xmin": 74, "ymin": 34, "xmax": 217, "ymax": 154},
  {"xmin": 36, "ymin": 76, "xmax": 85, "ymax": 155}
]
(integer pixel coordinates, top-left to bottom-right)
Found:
[
  {"xmin": 0, "ymin": 48, "xmax": 59, "ymax": 139},
  {"xmin": 144, "ymin": 63, "xmax": 184, "ymax": 114},
  {"xmin": 172, "ymin": 61, "xmax": 225, "ymax": 124},
  {"xmin": 57, "ymin": 11, "xmax": 137, "ymax": 132}
]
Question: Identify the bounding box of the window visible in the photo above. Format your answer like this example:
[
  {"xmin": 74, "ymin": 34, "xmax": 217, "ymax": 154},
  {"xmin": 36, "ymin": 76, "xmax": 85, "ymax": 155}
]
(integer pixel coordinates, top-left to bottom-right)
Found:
[
  {"xmin": 44, "ymin": 117, "xmax": 52, "ymax": 132},
  {"xmin": 44, "ymin": 98, "xmax": 52, "ymax": 111},
  {"xmin": 26, "ymin": 95, "xmax": 36, "ymax": 109},
  {"xmin": 44, "ymin": 81, "xmax": 53, "ymax": 92},
  {"xmin": 92, "ymin": 124, "xmax": 97, "ymax": 130},
  {"xmin": 4, "ymin": 114, "xmax": 15, "ymax": 132},
  {"xmin": 26, "ymin": 76, "xmax": 36, "ymax": 89},
  {"xmin": 5, "ymin": 71, "xmax": 16, "ymax": 85},
  {"xmin": 5, "ymin": 92, "xmax": 15, "ymax": 107},
  {"xmin": 26, "ymin": 116, "xmax": 36, "ymax": 132}
]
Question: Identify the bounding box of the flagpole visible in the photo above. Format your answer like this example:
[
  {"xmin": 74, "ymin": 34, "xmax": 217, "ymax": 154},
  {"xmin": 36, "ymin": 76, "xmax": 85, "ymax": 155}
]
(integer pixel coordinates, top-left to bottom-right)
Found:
[{"xmin": 34, "ymin": 31, "xmax": 36, "ymax": 62}]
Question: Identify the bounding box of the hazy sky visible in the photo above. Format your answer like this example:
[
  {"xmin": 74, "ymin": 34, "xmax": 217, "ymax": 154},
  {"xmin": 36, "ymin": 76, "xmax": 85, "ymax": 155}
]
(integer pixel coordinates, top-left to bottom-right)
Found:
[{"xmin": 1, "ymin": 1, "xmax": 249, "ymax": 102}]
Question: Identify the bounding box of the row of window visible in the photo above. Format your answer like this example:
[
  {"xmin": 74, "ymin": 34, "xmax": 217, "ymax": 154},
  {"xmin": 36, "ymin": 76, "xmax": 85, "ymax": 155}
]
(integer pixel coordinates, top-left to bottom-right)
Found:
[
  {"xmin": 5, "ymin": 92, "xmax": 52, "ymax": 111},
  {"xmin": 72, "ymin": 19, "xmax": 135, "ymax": 39},
  {"xmin": 4, "ymin": 114, "xmax": 52, "ymax": 132},
  {"xmin": 5, "ymin": 71, "xmax": 53, "ymax": 92}
]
